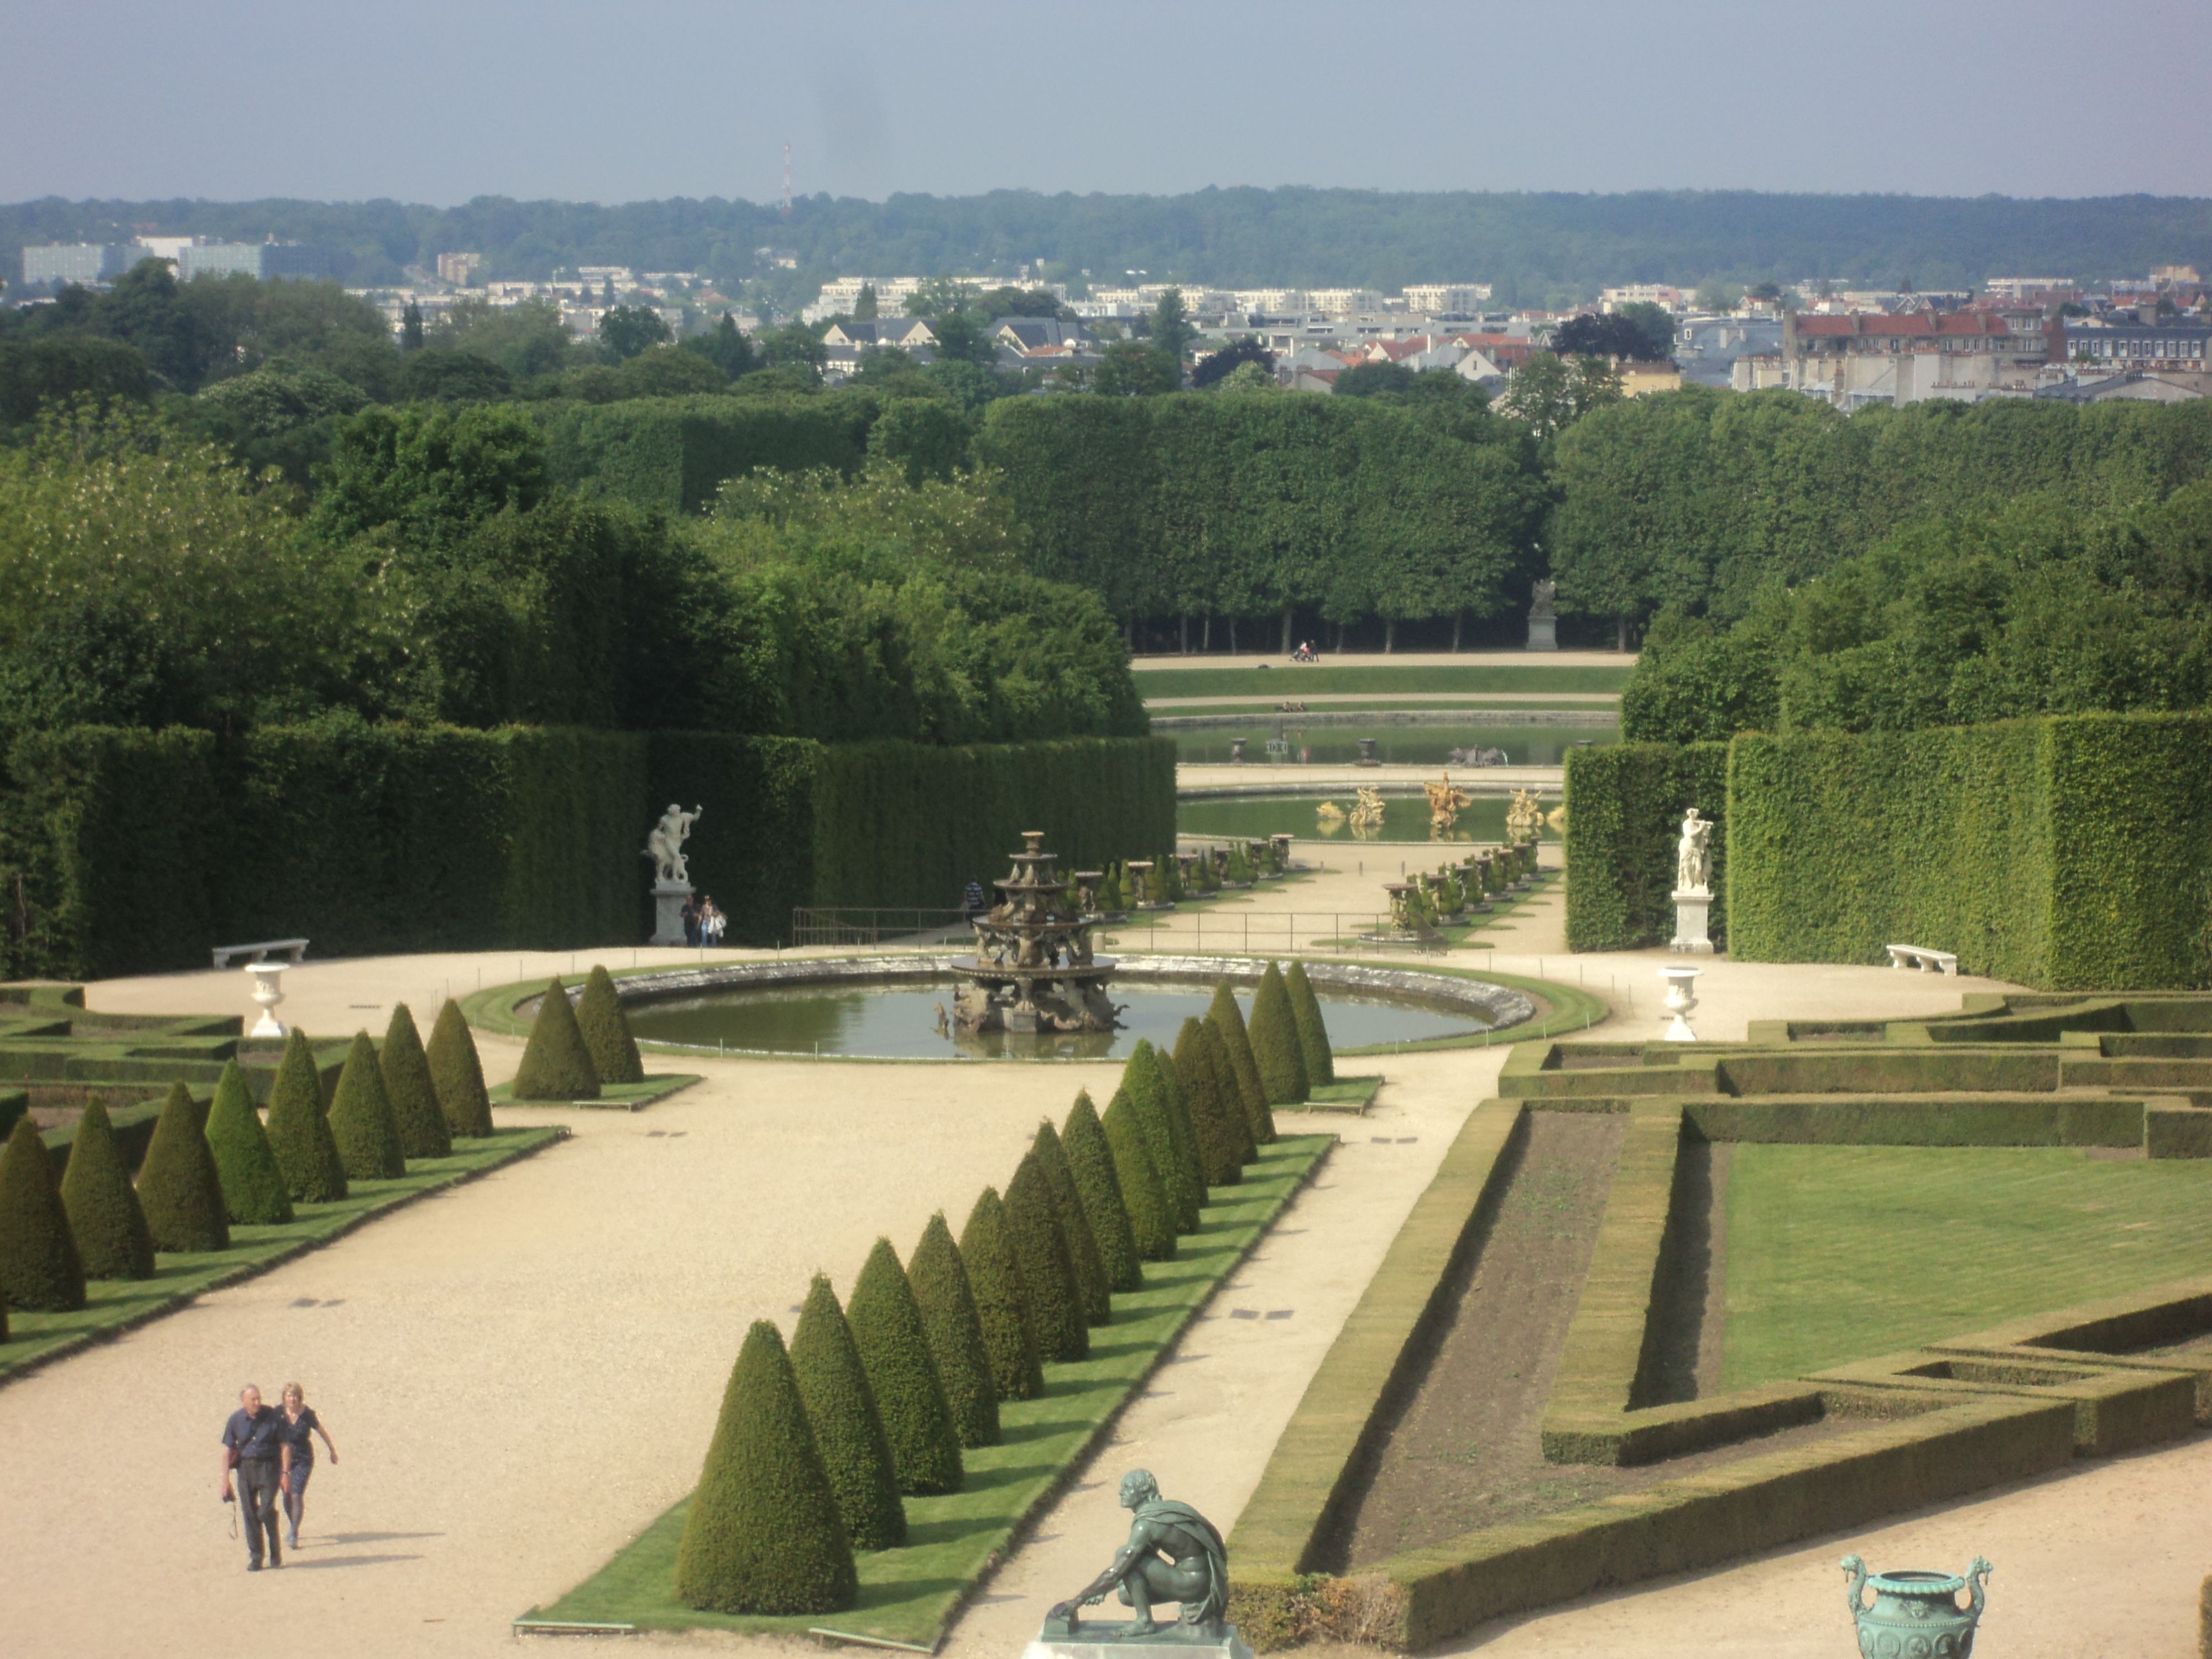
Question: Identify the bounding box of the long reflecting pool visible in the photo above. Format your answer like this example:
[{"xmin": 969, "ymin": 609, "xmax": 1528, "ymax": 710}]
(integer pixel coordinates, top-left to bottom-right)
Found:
[
  {"xmin": 624, "ymin": 981, "xmax": 1483, "ymax": 1061},
  {"xmin": 1178, "ymin": 794, "xmax": 1559, "ymax": 846},
  {"xmin": 1168, "ymin": 721, "xmax": 1614, "ymax": 768}
]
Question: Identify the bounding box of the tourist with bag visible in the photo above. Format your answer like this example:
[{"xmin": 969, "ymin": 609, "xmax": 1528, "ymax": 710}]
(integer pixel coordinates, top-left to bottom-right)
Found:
[{"xmin": 220, "ymin": 1384, "xmax": 291, "ymax": 1571}]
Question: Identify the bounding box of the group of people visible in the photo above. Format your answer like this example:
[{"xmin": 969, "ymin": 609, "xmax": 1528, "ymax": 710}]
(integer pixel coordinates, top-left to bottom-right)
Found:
[
  {"xmin": 219, "ymin": 1383, "xmax": 338, "ymax": 1570},
  {"xmin": 680, "ymin": 894, "xmax": 727, "ymax": 947},
  {"xmin": 1290, "ymin": 640, "xmax": 1322, "ymax": 662}
]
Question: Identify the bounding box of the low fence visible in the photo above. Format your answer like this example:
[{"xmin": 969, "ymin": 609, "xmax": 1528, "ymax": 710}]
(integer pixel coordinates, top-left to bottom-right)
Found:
[{"xmin": 789, "ymin": 907, "xmax": 973, "ymax": 948}]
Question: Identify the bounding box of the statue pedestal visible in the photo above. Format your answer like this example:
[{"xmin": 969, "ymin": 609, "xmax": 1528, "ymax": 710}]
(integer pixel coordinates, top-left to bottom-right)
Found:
[
  {"xmin": 1671, "ymin": 888, "xmax": 1714, "ymax": 955},
  {"xmin": 650, "ymin": 879, "xmax": 695, "ymax": 947},
  {"xmin": 1527, "ymin": 611, "xmax": 1558, "ymax": 651},
  {"xmin": 1024, "ymin": 1624, "xmax": 1254, "ymax": 1659}
]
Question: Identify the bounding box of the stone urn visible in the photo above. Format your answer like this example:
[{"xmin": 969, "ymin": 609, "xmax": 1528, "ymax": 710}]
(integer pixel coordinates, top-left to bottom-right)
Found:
[
  {"xmin": 1656, "ymin": 964, "xmax": 1702, "ymax": 1042},
  {"xmin": 1841, "ymin": 1556, "xmax": 1991, "ymax": 1659}
]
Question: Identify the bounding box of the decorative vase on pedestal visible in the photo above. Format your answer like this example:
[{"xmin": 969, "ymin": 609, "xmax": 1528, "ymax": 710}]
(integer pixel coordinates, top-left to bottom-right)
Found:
[
  {"xmin": 243, "ymin": 963, "xmax": 287, "ymax": 1039},
  {"xmin": 1657, "ymin": 965, "xmax": 1702, "ymax": 1042},
  {"xmin": 1842, "ymin": 1556, "xmax": 1991, "ymax": 1658}
]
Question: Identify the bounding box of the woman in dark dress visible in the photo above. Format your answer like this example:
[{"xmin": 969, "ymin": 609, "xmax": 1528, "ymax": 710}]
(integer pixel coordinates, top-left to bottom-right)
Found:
[{"xmin": 278, "ymin": 1383, "xmax": 338, "ymax": 1550}]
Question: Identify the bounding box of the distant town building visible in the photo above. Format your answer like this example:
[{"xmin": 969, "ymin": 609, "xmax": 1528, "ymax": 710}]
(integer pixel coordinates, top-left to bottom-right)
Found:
[
  {"xmin": 1773, "ymin": 307, "xmax": 2051, "ymax": 408},
  {"xmin": 19, "ymin": 235, "xmax": 328, "ymax": 289},
  {"xmin": 436, "ymin": 251, "xmax": 484, "ymax": 284},
  {"xmin": 1399, "ymin": 283, "xmax": 1493, "ymax": 314},
  {"xmin": 2059, "ymin": 318, "xmax": 2211, "ymax": 372},
  {"xmin": 1600, "ymin": 284, "xmax": 1687, "ymax": 312},
  {"xmin": 20, "ymin": 242, "xmax": 132, "ymax": 286},
  {"xmin": 1982, "ymin": 276, "xmax": 2075, "ymax": 304}
]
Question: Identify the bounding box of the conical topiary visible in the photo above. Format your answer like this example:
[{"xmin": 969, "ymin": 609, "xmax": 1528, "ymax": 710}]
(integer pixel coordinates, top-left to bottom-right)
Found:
[
  {"xmin": 1121, "ymin": 1045, "xmax": 1199, "ymax": 1232},
  {"xmin": 1100, "ymin": 1092, "xmax": 1176, "ymax": 1262},
  {"xmin": 1032, "ymin": 1120, "xmax": 1110, "ymax": 1325},
  {"xmin": 135, "ymin": 1083, "xmax": 229, "ymax": 1254},
  {"xmin": 60, "ymin": 1098, "xmax": 153, "ymax": 1280},
  {"xmin": 204, "ymin": 1061, "xmax": 293, "ymax": 1225},
  {"xmin": 264, "ymin": 1030, "xmax": 346, "ymax": 1202},
  {"xmin": 958, "ymin": 1187, "xmax": 1043, "ymax": 1401},
  {"xmin": 426, "ymin": 999, "xmax": 494, "ymax": 1138},
  {"xmin": 676, "ymin": 1319, "xmax": 857, "ymax": 1614},
  {"xmin": 789, "ymin": 1273, "xmax": 906, "ymax": 1551},
  {"xmin": 1208, "ymin": 982, "xmax": 1276, "ymax": 1145},
  {"xmin": 0, "ymin": 1117, "xmax": 86, "ymax": 1310},
  {"xmin": 1004, "ymin": 1153, "xmax": 1086, "ymax": 1363},
  {"xmin": 907, "ymin": 1213, "xmax": 999, "ymax": 1447},
  {"xmin": 512, "ymin": 977, "xmax": 601, "ymax": 1101},
  {"xmin": 327, "ymin": 1032, "xmax": 405, "ymax": 1180},
  {"xmin": 846, "ymin": 1238, "xmax": 963, "ymax": 1494},
  {"xmin": 1197, "ymin": 1019, "xmax": 1257, "ymax": 1166},
  {"xmin": 379, "ymin": 1005, "xmax": 452, "ymax": 1160},
  {"xmin": 1150, "ymin": 1039, "xmax": 1210, "ymax": 1216},
  {"xmin": 1284, "ymin": 961, "xmax": 1336, "ymax": 1088},
  {"xmin": 1172, "ymin": 1018, "xmax": 1243, "ymax": 1187},
  {"xmin": 575, "ymin": 964, "xmax": 645, "ymax": 1086},
  {"xmin": 1249, "ymin": 962, "xmax": 1311, "ymax": 1106},
  {"xmin": 1062, "ymin": 1093, "xmax": 1141, "ymax": 1292}
]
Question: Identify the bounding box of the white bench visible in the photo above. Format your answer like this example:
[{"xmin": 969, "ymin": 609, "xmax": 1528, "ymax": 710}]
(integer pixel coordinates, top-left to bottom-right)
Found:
[
  {"xmin": 211, "ymin": 938, "xmax": 310, "ymax": 970},
  {"xmin": 1886, "ymin": 943, "xmax": 1959, "ymax": 975}
]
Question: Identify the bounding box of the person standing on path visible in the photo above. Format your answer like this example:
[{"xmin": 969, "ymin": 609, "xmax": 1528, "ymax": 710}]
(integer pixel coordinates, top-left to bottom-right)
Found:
[
  {"xmin": 277, "ymin": 1383, "xmax": 338, "ymax": 1550},
  {"xmin": 220, "ymin": 1385, "xmax": 291, "ymax": 1571}
]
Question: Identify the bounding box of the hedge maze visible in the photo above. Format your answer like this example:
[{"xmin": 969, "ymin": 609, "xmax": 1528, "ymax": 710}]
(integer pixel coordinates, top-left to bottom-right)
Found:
[{"xmin": 1229, "ymin": 989, "xmax": 2212, "ymax": 1651}]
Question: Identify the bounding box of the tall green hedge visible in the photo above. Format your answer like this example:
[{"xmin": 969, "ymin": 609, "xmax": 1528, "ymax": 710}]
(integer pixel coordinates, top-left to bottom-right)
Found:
[
  {"xmin": 1118, "ymin": 1046, "xmax": 1199, "ymax": 1233},
  {"xmin": 426, "ymin": 999, "xmax": 494, "ymax": 1138},
  {"xmin": 1208, "ymin": 985, "xmax": 1275, "ymax": 1147},
  {"xmin": 1562, "ymin": 741, "xmax": 1730, "ymax": 952},
  {"xmin": 1172, "ymin": 1018, "xmax": 1243, "ymax": 1187},
  {"xmin": 1031, "ymin": 1120, "xmax": 1112, "ymax": 1326},
  {"xmin": 676, "ymin": 1318, "xmax": 857, "ymax": 1615},
  {"xmin": 1100, "ymin": 1093, "xmax": 1176, "ymax": 1263},
  {"xmin": 379, "ymin": 1006, "xmax": 453, "ymax": 1160},
  {"xmin": 1248, "ymin": 963, "xmax": 1311, "ymax": 1107},
  {"xmin": 327, "ymin": 1032, "xmax": 407, "ymax": 1179},
  {"xmin": 574, "ymin": 966, "xmax": 644, "ymax": 1086},
  {"xmin": 1284, "ymin": 962, "xmax": 1335, "ymax": 1089},
  {"xmin": 907, "ymin": 1212, "xmax": 999, "ymax": 1448},
  {"xmin": 535, "ymin": 392, "xmax": 880, "ymax": 514},
  {"xmin": 1725, "ymin": 712, "xmax": 2212, "ymax": 989}
]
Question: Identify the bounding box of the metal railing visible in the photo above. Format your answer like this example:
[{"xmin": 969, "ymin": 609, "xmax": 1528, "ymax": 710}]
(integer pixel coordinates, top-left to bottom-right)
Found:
[{"xmin": 789, "ymin": 907, "xmax": 975, "ymax": 949}]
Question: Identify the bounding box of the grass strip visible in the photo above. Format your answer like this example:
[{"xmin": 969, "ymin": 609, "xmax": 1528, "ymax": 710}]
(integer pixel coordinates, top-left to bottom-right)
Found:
[
  {"xmin": 0, "ymin": 1127, "xmax": 564, "ymax": 1386},
  {"xmin": 523, "ymin": 1134, "xmax": 1334, "ymax": 1646},
  {"xmin": 488, "ymin": 1074, "xmax": 702, "ymax": 1112},
  {"xmin": 1130, "ymin": 667, "xmax": 1634, "ymax": 698}
]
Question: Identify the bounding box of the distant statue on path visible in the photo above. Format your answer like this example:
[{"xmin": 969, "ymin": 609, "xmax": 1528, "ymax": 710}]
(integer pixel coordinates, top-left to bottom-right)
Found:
[
  {"xmin": 1529, "ymin": 577, "xmax": 1557, "ymax": 618},
  {"xmin": 1047, "ymin": 1469, "xmax": 1230, "ymax": 1638},
  {"xmin": 645, "ymin": 804, "xmax": 705, "ymax": 886},
  {"xmin": 1676, "ymin": 807, "xmax": 1713, "ymax": 895}
]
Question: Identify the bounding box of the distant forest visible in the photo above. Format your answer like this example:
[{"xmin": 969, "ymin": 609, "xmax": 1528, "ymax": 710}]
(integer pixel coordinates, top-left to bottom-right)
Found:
[{"xmin": 7, "ymin": 189, "xmax": 2210, "ymax": 309}]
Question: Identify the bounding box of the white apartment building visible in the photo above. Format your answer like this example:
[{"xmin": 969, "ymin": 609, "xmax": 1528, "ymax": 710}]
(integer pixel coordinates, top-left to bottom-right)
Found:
[
  {"xmin": 1600, "ymin": 284, "xmax": 1687, "ymax": 312},
  {"xmin": 1306, "ymin": 288, "xmax": 1385, "ymax": 317},
  {"xmin": 1399, "ymin": 284, "xmax": 1491, "ymax": 314}
]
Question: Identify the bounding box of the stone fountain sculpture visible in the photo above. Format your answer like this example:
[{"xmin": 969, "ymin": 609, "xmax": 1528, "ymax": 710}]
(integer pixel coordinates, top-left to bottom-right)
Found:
[
  {"xmin": 644, "ymin": 803, "xmax": 704, "ymax": 947},
  {"xmin": 953, "ymin": 831, "xmax": 1122, "ymax": 1036}
]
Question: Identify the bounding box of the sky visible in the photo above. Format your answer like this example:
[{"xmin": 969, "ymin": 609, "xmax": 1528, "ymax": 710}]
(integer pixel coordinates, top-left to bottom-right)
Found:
[{"xmin": 8, "ymin": 0, "xmax": 2211, "ymax": 206}]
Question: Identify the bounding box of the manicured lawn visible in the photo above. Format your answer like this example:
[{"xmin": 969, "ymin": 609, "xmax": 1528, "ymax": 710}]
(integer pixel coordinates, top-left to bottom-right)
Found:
[
  {"xmin": 521, "ymin": 1134, "xmax": 1333, "ymax": 1645},
  {"xmin": 1152, "ymin": 700, "xmax": 1621, "ymax": 718},
  {"xmin": 1134, "ymin": 666, "xmax": 1632, "ymax": 700},
  {"xmin": 488, "ymin": 1074, "xmax": 701, "ymax": 1110},
  {"xmin": 1722, "ymin": 1145, "xmax": 2212, "ymax": 1389},
  {"xmin": 1300, "ymin": 1076, "xmax": 1384, "ymax": 1110},
  {"xmin": 0, "ymin": 1128, "xmax": 565, "ymax": 1385}
]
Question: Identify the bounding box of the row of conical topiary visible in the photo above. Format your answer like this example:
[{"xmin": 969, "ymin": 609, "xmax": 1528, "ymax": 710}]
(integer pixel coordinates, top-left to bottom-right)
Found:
[
  {"xmin": 0, "ymin": 1000, "xmax": 495, "ymax": 1330},
  {"xmin": 510, "ymin": 965, "xmax": 645, "ymax": 1102},
  {"xmin": 672, "ymin": 966, "xmax": 1336, "ymax": 1616}
]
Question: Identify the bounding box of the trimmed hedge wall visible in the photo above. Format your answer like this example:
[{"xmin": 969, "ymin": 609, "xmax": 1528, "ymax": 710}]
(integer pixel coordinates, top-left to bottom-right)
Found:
[
  {"xmin": 1, "ymin": 726, "xmax": 1174, "ymax": 974},
  {"xmin": 1562, "ymin": 742, "xmax": 1728, "ymax": 952},
  {"xmin": 534, "ymin": 392, "xmax": 881, "ymax": 514}
]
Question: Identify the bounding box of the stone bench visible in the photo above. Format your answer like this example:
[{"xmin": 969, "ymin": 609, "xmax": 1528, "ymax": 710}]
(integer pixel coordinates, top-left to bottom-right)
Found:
[
  {"xmin": 210, "ymin": 938, "xmax": 310, "ymax": 970},
  {"xmin": 1886, "ymin": 943, "xmax": 1959, "ymax": 975}
]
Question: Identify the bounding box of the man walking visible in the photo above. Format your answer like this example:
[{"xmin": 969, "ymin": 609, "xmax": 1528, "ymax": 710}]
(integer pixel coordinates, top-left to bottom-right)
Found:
[{"xmin": 220, "ymin": 1384, "xmax": 291, "ymax": 1571}]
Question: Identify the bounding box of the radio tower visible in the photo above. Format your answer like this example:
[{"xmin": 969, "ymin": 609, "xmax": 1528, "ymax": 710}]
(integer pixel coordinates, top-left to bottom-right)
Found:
[{"xmin": 781, "ymin": 142, "xmax": 792, "ymax": 219}]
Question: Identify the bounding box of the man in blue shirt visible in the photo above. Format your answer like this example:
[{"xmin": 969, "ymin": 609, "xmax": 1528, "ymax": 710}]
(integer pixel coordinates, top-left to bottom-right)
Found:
[{"xmin": 220, "ymin": 1384, "xmax": 291, "ymax": 1570}]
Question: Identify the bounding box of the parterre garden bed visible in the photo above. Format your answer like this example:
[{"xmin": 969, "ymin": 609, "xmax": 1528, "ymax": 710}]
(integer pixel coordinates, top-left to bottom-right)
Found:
[{"xmin": 1227, "ymin": 989, "xmax": 2212, "ymax": 1650}]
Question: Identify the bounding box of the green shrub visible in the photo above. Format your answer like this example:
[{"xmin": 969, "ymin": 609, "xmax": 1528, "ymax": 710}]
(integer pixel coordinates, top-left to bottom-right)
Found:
[
  {"xmin": 1062, "ymin": 1092, "xmax": 1141, "ymax": 1293},
  {"xmin": 1172, "ymin": 1017, "xmax": 1244, "ymax": 1186},
  {"xmin": 379, "ymin": 1005, "xmax": 452, "ymax": 1159},
  {"xmin": 426, "ymin": 999, "xmax": 494, "ymax": 1138},
  {"xmin": 59, "ymin": 1098, "xmax": 153, "ymax": 1280},
  {"xmin": 1031, "ymin": 1120, "xmax": 1110, "ymax": 1324},
  {"xmin": 135, "ymin": 1082, "xmax": 230, "ymax": 1253},
  {"xmin": 204, "ymin": 1060, "xmax": 294, "ymax": 1225},
  {"xmin": 1249, "ymin": 963, "xmax": 1311, "ymax": 1105},
  {"xmin": 1562, "ymin": 741, "xmax": 1730, "ymax": 952},
  {"xmin": 1004, "ymin": 1153, "xmax": 1087, "ymax": 1363},
  {"xmin": 1121, "ymin": 1044, "xmax": 1199, "ymax": 1229},
  {"xmin": 512, "ymin": 977, "xmax": 601, "ymax": 1100},
  {"xmin": 1199, "ymin": 1019, "xmax": 1258, "ymax": 1167},
  {"xmin": 675, "ymin": 1318, "xmax": 858, "ymax": 1614},
  {"xmin": 846, "ymin": 1237, "xmax": 963, "ymax": 1494},
  {"xmin": 1100, "ymin": 1092, "xmax": 1176, "ymax": 1262},
  {"xmin": 575, "ymin": 964, "xmax": 645, "ymax": 1084},
  {"xmin": 907, "ymin": 1211, "xmax": 999, "ymax": 1447},
  {"xmin": 789, "ymin": 1272, "xmax": 906, "ymax": 1551},
  {"xmin": 1209, "ymin": 983, "xmax": 1276, "ymax": 1145},
  {"xmin": 1284, "ymin": 962, "xmax": 1335, "ymax": 1088},
  {"xmin": 264, "ymin": 1029, "xmax": 346, "ymax": 1201},
  {"xmin": 1150, "ymin": 1037, "xmax": 1210, "ymax": 1215},
  {"xmin": 327, "ymin": 1031, "xmax": 406, "ymax": 1180},
  {"xmin": 957, "ymin": 1186, "xmax": 1044, "ymax": 1401},
  {"xmin": 0, "ymin": 1117, "xmax": 86, "ymax": 1310}
]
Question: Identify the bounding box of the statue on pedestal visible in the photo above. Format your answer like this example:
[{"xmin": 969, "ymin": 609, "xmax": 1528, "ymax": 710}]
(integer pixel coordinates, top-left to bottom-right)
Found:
[
  {"xmin": 646, "ymin": 804, "xmax": 705, "ymax": 886},
  {"xmin": 1044, "ymin": 1470, "xmax": 1230, "ymax": 1640},
  {"xmin": 1675, "ymin": 807, "xmax": 1713, "ymax": 896},
  {"xmin": 1527, "ymin": 577, "xmax": 1558, "ymax": 651}
]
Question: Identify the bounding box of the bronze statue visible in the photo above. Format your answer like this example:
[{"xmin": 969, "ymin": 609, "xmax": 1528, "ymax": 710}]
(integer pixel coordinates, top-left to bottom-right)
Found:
[{"xmin": 1045, "ymin": 1470, "xmax": 1230, "ymax": 1640}]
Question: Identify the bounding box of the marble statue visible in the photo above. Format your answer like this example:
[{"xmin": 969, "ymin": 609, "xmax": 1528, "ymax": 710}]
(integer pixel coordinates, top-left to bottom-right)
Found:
[
  {"xmin": 1529, "ymin": 577, "xmax": 1557, "ymax": 618},
  {"xmin": 1045, "ymin": 1470, "xmax": 1230, "ymax": 1639},
  {"xmin": 1676, "ymin": 807, "xmax": 1713, "ymax": 895},
  {"xmin": 645, "ymin": 804, "xmax": 705, "ymax": 886}
]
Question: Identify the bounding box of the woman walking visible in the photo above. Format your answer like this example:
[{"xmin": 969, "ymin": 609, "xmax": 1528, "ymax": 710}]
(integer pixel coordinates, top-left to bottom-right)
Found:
[{"xmin": 278, "ymin": 1383, "xmax": 338, "ymax": 1549}]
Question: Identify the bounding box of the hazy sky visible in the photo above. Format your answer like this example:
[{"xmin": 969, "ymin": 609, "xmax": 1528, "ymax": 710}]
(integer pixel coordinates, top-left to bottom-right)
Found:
[{"xmin": 9, "ymin": 0, "xmax": 2210, "ymax": 205}]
